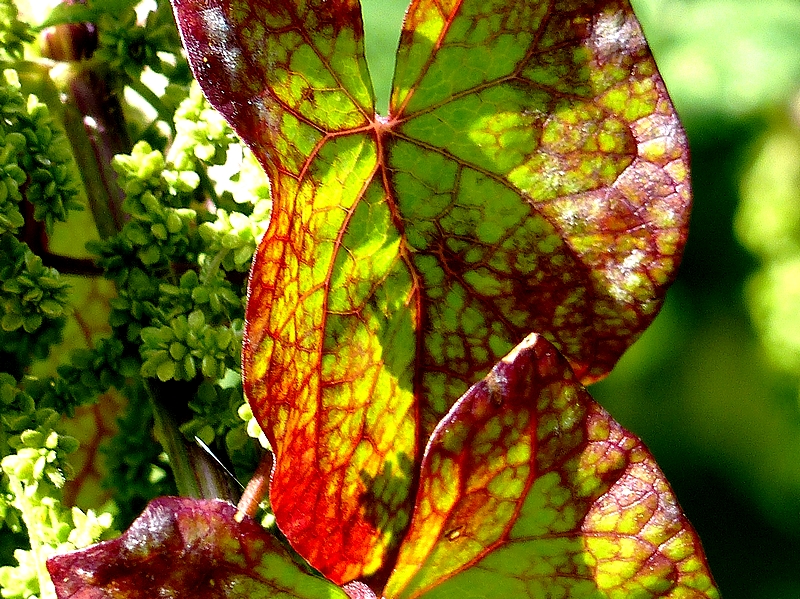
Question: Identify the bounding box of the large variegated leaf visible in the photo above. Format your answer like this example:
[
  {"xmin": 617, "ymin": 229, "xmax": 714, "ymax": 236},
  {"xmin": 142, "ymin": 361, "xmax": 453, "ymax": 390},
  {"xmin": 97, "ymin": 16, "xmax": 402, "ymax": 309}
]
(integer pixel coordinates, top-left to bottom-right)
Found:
[{"xmin": 169, "ymin": 0, "xmax": 691, "ymax": 583}]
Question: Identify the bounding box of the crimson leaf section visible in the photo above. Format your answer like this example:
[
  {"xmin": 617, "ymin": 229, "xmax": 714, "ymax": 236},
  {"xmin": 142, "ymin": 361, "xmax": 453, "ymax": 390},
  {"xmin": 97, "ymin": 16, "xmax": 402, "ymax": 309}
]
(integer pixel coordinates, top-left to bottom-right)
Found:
[{"xmin": 46, "ymin": 497, "xmax": 348, "ymax": 599}]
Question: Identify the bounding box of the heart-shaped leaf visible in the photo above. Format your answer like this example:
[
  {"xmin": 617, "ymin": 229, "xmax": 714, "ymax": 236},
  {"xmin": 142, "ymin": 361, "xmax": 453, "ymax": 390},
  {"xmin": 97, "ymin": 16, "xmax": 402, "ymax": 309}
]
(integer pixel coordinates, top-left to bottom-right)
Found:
[
  {"xmin": 170, "ymin": 0, "xmax": 692, "ymax": 585},
  {"xmin": 48, "ymin": 335, "xmax": 719, "ymax": 599}
]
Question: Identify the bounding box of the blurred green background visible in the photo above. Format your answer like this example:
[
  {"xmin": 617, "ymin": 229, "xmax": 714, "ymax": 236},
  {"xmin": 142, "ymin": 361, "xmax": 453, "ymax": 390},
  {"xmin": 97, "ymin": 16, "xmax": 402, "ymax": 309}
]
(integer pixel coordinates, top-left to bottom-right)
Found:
[{"xmin": 359, "ymin": 1, "xmax": 800, "ymax": 597}]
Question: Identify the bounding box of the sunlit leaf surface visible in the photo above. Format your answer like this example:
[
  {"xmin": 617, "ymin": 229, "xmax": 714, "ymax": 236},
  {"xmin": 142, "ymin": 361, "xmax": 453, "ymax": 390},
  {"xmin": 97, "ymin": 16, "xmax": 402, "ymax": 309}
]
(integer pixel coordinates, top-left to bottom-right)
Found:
[
  {"xmin": 384, "ymin": 334, "xmax": 717, "ymax": 599},
  {"xmin": 169, "ymin": 0, "xmax": 692, "ymax": 585},
  {"xmin": 47, "ymin": 337, "xmax": 719, "ymax": 599},
  {"xmin": 47, "ymin": 497, "xmax": 348, "ymax": 599}
]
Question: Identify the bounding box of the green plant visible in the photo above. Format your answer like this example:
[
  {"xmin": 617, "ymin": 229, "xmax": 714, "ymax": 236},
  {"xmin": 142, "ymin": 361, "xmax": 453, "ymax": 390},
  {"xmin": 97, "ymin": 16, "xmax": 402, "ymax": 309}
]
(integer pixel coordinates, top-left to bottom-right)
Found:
[{"xmin": 0, "ymin": 0, "xmax": 720, "ymax": 598}]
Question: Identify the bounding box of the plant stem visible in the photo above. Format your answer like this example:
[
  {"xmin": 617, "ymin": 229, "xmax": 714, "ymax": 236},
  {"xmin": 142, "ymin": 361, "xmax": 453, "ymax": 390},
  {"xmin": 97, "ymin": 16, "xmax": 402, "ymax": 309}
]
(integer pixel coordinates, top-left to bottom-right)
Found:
[
  {"xmin": 148, "ymin": 382, "xmax": 239, "ymax": 502},
  {"xmin": 235, "ymin": 450, "xmax": 272, "ymax": 519},
  {"xmin": 58, "ymin": 64, "xmax": 129, "ymax": 238},
  {"xmin": 42, "ymin": 20, "xmax": 131, "ymax": 239},
  {"xmin": 127, "ymin": 78, "xmax": 173, "ymax": 124}
]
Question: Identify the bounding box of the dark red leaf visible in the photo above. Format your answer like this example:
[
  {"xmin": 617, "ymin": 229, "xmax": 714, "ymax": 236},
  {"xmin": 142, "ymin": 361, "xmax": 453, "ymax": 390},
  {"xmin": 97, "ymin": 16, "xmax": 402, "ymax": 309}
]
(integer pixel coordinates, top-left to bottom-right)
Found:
[{"xmin": 46, "ymin": 497, "xmax": 346, "ymax": 599}]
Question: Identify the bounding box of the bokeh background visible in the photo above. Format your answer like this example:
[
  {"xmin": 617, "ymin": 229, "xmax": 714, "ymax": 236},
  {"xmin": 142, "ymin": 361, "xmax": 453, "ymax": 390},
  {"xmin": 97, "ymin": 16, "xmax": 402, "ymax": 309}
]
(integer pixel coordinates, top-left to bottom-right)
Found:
[{"xmin": 359, "ymin": 1, "xmax": 800, "ymax": 597}]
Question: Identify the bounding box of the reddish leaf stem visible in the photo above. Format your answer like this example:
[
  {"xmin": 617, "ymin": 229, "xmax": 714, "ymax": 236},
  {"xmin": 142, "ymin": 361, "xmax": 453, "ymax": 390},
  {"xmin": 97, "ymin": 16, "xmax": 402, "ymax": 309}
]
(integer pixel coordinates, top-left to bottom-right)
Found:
[{"xmin": 236, "ymin": 450, "xmax": 273, "ymax": 520}]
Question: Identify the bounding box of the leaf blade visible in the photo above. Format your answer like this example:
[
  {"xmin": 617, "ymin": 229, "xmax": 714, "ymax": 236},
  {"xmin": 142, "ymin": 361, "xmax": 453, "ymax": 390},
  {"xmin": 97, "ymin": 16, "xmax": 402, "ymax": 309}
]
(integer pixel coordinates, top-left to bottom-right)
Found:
[
  {"xmin": 46, "ymin": 497, "xmax": 349, "ymax": 599},
  {"xmin": 172, "ymin": 0, "xmax": 694, "ymax": 588},
  {"xmin": 389, "ymin": 0, "xmax": 691, "ymax": 400},
  {"xmin": 245, "ymin": 133, "xmax": 420, "ymax": 585},
  {"xmin": 172, "ymin": 0, "xmax": 415, "ymax": 583},
  {"xmin": 383, "ymin": 334, "xmax": 719, "ymax": 599},
  {"xmin": 171, "ymin": 0, "xmax": 375, "ymax": 180}
]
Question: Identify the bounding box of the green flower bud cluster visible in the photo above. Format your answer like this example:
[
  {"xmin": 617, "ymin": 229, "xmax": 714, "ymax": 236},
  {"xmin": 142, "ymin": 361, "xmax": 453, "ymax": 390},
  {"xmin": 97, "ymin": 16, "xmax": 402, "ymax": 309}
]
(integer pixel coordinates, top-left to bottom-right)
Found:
[
  {"xmin": 169, "ymin": 83, "xmax": 271, "ymax": 272},
  {"xmin": 0, "ymin": 236, "xmax": 69, "ymax": 378},
  {"xmin": 0, "ymin": 83, "xmax": 27, "ymax": 235},
  {"xmin": 168, "ymin": 269, "xmax": 241, "ymax": 317},
  {"xmin": 36, "ymin": 338, "xmax": 140, "ymax": 417},
  {"xmin": 2, "ymin": 416, "xmax": 78, "ymax": 503},
  {"xmin": 169, "ymin": 83, "xmax": 234, "ymax": 169},
  {"xmin": 94, "ymin": 85, "xmax": 264, "ymax": 346},
  {"xmin": 18, "ymin": 97, "xmax": 83, "ymax": 232},
  {"xmin": 0, "ymin": 73, "xmax": 83, "ymax": 234},
  {"xmin": 140, "ymin": 310, "xmax": 243, "ymax": 382},
  {"xmin": 0, "ymin": 236, "xmax": 70, "ymax": 335},
  {"xmin": 198, "ymin": 168, "xmax": 272, "ymax": 273},
  {"xmin": 114, "ymin": 139, "xmax": 198, "ymax": 214},
  {"xmin": 93, "ymin": 145, "xmax": 247, "ymax": 381},
  {"xmin": 93, "ymin": 0, "xmax": 184, "ymax": 84},
  {"xmin": 1, "ymin": 372, "xmax": 75, "ymax": 533},
  {"xmin": 89, "ymin": 137, "xmax": 206, "ymax": 349},
  {"xmin": 123, "ymin": 186, "xmax": 197, "ymax": 266},
  {"xmin": 1, "ymin": 373, "xmax": 36, "ymax": 469},
  {"xmin": 84, "ymin": 81, "xmax": 269, "ymax": 490},
  {"xmin": 0, "ymin": 373, "xmax": 115, "ymax": 599}
]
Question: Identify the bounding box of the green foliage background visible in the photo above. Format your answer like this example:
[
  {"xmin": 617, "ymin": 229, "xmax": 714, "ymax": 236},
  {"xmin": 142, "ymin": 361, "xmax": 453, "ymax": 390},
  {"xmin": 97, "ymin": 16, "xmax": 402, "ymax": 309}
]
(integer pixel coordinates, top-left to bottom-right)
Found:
[{"xmin": 368, "ymin": 0, "xmax": 800, "ymax": 595}]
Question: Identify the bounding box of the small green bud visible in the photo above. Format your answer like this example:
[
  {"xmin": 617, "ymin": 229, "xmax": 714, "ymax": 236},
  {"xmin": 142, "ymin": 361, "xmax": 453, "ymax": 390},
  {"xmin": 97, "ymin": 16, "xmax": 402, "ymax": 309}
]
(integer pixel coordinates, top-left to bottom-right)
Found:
[
  {"xmin": 188, "ymin": 310, "xmax": 205, "ymax": 329},
  {"xmin": 184, "ymin": 354, "xmax": 197, "ymax": 379},
  {"xmin": 155, "ymin": 359, "xmax": 176, "ymax": 382},
  {"xmin": 19, "ymin": 429, "xmax": 43, "ymax": 447},
  {"xmin": 44, "ymin": 430, "xmax": 59, "ymax": 449}
]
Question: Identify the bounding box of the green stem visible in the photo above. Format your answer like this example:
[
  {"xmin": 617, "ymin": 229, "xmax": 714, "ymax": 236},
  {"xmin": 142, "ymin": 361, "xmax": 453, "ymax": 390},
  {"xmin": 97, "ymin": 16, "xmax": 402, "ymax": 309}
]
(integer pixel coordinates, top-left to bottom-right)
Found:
[
  {"xmin": 195, "ymin": 161, "xmax": 221, "ymax": 206},
  {"xmin": 147, "ymin": 382, "xmax": 239, "ymax": 502},
  {"xmin": 127, "ymin": 78, "xmax": 174, "ymax": 124},
  {"xmin": 40, "ymin": 17, "xmax": 132, "ymax": 239},
  {"xmin": 150, "ymin": 393, "xmax": 200, "ymax": 498},
  {"xmin": 58, "ymin": 64, "xmax": 130, "ymax": 238}
]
